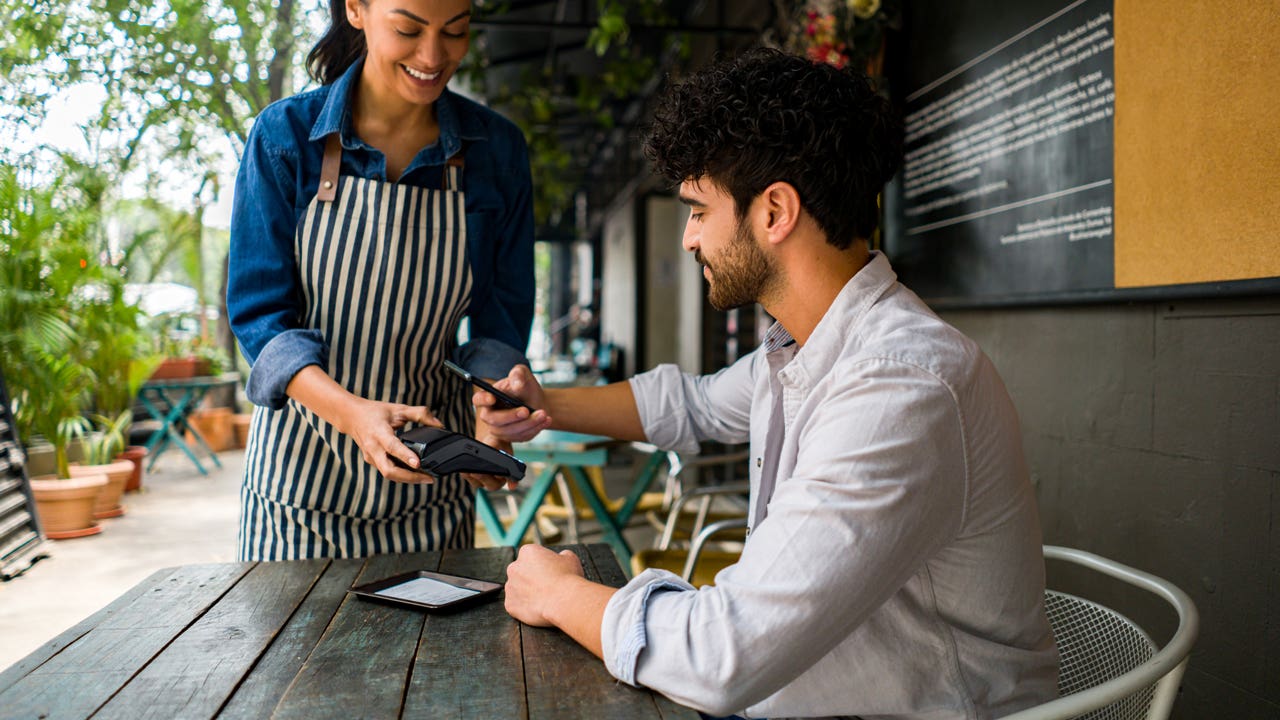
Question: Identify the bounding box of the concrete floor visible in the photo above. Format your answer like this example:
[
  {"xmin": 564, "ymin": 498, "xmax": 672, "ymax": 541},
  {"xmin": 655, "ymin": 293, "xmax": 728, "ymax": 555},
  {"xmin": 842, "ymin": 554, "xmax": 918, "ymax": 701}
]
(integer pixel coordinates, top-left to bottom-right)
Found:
[
  {"xmin": 0, "ymin": 447, "xmax": 671, "ymax": 672},
  {"xmin": 0, "ymin": 449, "xmax": 243, "ymax": 671}
]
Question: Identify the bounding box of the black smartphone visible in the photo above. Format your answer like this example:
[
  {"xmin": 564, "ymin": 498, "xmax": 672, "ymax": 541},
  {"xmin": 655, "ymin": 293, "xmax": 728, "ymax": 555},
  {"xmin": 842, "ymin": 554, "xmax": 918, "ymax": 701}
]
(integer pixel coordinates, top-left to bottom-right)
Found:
[
  {"xmin": 348, "ymin": 569, "xmax": 503, "ymax": 613},
  {"xmin": 442, "ymin": 359, "xmax": 532, "ymax": 411}
]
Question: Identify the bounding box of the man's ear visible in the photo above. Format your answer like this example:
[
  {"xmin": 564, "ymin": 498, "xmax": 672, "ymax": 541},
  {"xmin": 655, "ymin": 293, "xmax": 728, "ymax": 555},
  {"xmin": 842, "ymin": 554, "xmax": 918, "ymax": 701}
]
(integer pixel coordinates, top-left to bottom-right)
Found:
[{"xmin": 756, "ymin": 182, "xmax": 802, "ymax": 247}]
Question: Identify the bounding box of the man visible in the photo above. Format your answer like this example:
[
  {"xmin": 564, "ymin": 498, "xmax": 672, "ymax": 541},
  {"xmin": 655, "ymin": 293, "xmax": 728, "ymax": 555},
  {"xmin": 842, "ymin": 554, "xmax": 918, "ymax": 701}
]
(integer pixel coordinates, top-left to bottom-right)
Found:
[{"xmin": 478, "ymin": 48, "xmax": 1059, "ymax": 719}]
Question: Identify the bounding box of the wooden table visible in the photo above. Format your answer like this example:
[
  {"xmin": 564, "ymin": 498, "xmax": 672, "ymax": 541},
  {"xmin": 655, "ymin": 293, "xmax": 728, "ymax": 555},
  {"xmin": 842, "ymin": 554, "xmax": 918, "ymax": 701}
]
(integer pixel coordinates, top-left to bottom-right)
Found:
[
  {"xmin": 0, "ymin": 545, "xmax": 697, "ymax": 719},
  {"xmin": 475, "ymin": 432, "xmax": 669, "ymax": 572}
]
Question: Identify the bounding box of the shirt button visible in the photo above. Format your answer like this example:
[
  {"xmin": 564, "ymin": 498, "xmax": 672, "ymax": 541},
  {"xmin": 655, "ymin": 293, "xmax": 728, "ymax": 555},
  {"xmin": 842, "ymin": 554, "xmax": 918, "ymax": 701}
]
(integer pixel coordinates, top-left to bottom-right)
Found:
[{"xmin": 756, "ymin": 457, "xmax": 762, "ymax": 468}]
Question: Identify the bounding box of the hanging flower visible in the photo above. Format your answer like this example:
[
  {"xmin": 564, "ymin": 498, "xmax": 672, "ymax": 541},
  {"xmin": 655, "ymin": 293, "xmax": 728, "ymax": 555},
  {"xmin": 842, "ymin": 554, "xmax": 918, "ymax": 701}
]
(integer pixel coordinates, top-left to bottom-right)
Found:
[
  {"xmin": 780, "ymin": 0, "xmax": 899, "ymax": 75},
  {"xmin": 848, "ymin": 0, "xmax": 880, "ymax": 20}
]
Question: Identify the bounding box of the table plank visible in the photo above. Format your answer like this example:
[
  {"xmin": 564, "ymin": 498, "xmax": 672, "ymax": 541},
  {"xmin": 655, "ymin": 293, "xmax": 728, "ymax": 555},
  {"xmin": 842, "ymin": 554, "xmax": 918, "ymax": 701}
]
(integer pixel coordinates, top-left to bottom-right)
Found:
[
  {"xmin": 0, "ymin": 562, "xmax": 253, "ymax": 720},
  {"xmin": 216, "ymin": 559, "xmax": 365, "ymax": 718},
  {"xmin": 401, "ymin": 546, "xmax": 523, "ymax": 719},
  {"xmin": 585, "ymin": 543, "xmax": 628, "ymax": 588},
  {"xmin": 268, "ymin": 552, "xmax": 440, "ymax": 720},
  {"xmin": 519, "ymin": 545, "xmax": 662, "ymax": 720},
  {"xmin": 0, "ymin": 567, "xmax": 178, "ymax": 694},
  {"xmin": 91, "ymin": 559, "xmax": 330, "ymax": 720}
]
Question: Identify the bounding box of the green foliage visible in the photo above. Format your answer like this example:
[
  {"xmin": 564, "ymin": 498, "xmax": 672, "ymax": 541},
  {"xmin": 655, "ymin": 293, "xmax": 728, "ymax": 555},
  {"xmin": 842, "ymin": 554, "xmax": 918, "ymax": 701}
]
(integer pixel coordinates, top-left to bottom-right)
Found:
[
  {"xmin": 0, "ymin": 0, "xmax": 317, "ymax": 163},
  {"xmin": 0, "ymin": 1, "xmax": 314, "ymax": 410},
  {"xmin": 0, "ymin": 159, "xmax": 101, "ymax": 476},
  {"xmin": 83, "ymin": 409, "xmax": 132, "ymax": 466},
  {"xmin": 467, "ymin": 0, "xmax": 686, "ymax": 227}
]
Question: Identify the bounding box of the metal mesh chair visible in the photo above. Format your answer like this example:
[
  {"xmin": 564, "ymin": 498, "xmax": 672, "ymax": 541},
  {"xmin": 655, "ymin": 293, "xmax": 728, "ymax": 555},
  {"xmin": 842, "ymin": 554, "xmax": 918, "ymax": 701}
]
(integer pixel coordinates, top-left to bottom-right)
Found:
[{"xmin": 1003, "ymin": 546, "xmax": 1200, "ymax": 720}]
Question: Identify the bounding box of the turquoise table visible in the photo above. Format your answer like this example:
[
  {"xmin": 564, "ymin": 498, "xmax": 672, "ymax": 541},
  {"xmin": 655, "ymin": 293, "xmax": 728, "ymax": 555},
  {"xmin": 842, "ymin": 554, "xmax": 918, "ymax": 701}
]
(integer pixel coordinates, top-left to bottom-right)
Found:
[
  {"xmin": 137, "ymin": 373, "xmax": 240, "ymax": 476},
  {"xmin": 475, "ymin": 431, "xmax": 668, "ymax": 573}
]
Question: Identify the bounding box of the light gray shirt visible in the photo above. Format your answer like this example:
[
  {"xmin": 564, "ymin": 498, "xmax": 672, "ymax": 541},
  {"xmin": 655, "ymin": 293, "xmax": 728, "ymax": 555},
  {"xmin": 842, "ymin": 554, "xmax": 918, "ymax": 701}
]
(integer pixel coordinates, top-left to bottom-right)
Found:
[{"xmin": 605, "ymin": 252, "xmax": 1059, "ymax": 719}]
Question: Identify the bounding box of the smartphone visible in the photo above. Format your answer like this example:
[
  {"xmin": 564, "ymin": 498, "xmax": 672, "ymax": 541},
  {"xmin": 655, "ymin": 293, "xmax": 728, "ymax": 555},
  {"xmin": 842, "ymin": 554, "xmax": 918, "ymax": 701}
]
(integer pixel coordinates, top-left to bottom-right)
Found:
[
  {"xmin": 442, "ymin": 359, "xmax": 532, "ymax": 411},
  {"xmin": 348, "ymin": 569, "xmax": 503, "ymax": 613}
]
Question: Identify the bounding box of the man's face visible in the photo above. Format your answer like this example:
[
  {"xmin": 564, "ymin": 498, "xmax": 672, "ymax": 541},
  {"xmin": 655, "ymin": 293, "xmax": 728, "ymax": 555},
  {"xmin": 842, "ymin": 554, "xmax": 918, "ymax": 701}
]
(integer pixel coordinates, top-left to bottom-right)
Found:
[{"xmin": 678, "ymin": 178, "xmax": 777, "ymax": 311}]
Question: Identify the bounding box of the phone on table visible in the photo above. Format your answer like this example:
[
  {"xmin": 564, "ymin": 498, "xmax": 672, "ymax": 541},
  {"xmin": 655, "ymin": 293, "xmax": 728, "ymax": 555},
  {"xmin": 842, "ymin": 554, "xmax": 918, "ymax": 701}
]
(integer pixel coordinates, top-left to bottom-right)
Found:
[
  {"xmin": 442, "ymin": 359, "xmax": 532, "ymax": 412},
  {"xmin": 348, "ymin": 569, "xmax": 503, "ymax": 613}
]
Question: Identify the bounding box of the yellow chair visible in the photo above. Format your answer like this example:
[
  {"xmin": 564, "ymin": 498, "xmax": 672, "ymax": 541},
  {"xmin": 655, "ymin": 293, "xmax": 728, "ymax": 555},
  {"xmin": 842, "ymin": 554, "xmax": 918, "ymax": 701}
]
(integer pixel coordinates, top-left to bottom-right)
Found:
[{"xmin": 631, "ymin": 482, "xmax": 750, "ymax": 587}]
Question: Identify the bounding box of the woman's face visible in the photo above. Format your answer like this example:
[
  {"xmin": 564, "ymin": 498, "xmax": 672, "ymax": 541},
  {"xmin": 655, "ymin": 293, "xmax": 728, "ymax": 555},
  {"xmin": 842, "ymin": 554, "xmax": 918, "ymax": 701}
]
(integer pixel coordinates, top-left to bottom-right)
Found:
[{"xmin": 346, "ymin": 0, "xmax": 472, "ymax": 107}]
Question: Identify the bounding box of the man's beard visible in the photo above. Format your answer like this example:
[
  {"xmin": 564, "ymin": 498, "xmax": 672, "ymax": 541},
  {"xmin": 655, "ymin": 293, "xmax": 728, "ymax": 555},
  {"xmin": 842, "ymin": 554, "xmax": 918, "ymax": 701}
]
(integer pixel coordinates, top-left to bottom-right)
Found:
[{"xmin": 700, "ymin": 218, "xmax": 778, "ymax": 311}]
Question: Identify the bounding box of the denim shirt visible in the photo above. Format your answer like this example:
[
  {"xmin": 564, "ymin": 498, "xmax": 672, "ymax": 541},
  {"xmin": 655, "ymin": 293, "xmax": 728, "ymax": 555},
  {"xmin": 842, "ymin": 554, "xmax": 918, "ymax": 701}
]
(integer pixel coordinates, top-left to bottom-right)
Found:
[
  {"xmin": 606, "ymin": 253, "xmax": 1059, "ymax": 719},
  {"xmin": 228, "ymin": 58, "xmax": 534, "ymax": 408}
]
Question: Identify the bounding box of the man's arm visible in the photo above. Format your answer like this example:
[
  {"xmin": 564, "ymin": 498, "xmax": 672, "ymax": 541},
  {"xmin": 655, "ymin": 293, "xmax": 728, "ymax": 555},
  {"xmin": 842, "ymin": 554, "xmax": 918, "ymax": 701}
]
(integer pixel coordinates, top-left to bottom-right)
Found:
[
  {"xmin": 504, "ymin": 544, "xmax": 616, "ymax": 657},
  {"xmin": 475, "ymin": 365, "xmax": 646, "ymax": 443}
]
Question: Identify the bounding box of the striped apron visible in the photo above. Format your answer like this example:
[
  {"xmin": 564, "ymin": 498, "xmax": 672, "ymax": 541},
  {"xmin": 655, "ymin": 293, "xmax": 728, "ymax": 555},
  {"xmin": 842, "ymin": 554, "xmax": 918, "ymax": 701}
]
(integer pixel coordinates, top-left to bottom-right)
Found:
[{"xmin": 238, "ymin": 135, "xmax": 475, "ymax": 561}]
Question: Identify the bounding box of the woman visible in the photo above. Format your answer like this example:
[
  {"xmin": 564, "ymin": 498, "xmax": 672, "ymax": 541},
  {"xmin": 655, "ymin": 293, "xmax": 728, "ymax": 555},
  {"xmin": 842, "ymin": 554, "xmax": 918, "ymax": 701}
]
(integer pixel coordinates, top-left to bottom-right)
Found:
[{"xmin": 227, "ymin": 0, "xmax": 534, "ymax": 560}]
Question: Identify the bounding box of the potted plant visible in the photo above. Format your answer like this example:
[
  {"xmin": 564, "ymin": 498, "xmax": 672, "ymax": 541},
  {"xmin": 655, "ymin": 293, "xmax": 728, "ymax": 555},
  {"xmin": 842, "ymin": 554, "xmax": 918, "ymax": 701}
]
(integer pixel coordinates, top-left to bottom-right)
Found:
[
  {"xmin": 72, "ymin": 410, "xmax": 136, "ymax": 518},
  {"xmin": 0, "ymin": 159, "xmax": 108, "ymax": 538},
  {"xmin": 17, "ymin": 356, "xmax": 108, "ymax": 539}
]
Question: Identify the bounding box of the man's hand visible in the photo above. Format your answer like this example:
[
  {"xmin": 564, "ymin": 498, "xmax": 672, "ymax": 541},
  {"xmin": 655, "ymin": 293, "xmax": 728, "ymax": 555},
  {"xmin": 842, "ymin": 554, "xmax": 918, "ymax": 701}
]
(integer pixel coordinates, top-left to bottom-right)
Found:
[
  {"xmin": 474, "ymin": 365, "xmax": 553, "ymax": 443},
  {"xmin": 504, "ymin": 544, "xmax": 615, "ymax": 658},
  {"xmin": 340, "ymin": 398, "xmax": 444, "ymax": 484},
  {"xmin": 504, "ymin": 544, "xmax": 586, "ymax": 626}
]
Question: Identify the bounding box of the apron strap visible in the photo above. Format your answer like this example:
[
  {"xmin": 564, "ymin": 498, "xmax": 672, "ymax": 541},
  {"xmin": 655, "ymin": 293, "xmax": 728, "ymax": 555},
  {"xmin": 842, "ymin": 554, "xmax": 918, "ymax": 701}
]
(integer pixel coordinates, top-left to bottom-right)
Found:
[
  {"xmin": 318, "ymin": 134, "xmax": 342, "ymax": 203},
  {"xmin": 443, "ymin": 152, "xmax": 465, "ymax": 191},
  {"xmin": 318, "ymin": 134, "xmax": 463, "ymax": 198}
]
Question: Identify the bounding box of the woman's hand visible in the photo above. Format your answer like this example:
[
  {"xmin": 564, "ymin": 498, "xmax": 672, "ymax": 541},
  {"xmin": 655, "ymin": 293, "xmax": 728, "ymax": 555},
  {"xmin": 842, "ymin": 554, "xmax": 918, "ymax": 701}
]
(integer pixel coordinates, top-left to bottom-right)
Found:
[
  {"xmin": 474, "ymin": 365, "xmax": 553, "ymax": 443},
  {"xmin": 340, "ymin": 398, "xmax": 444, "ymax": 484},
  {"xmin": 460, "ymin": 415, "xmax": 521, "ymax": 492}
]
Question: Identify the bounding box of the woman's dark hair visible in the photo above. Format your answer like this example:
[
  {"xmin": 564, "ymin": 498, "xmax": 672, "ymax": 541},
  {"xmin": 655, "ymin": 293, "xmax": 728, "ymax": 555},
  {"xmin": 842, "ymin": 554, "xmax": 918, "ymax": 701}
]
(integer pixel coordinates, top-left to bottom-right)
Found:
[
  {"xmin": 643, "ymin": 47, "xmax": 903, "ymax": 249},
  {"xmin": 308, "ymin": 0, "xmax": 368, "ymax": 85}
]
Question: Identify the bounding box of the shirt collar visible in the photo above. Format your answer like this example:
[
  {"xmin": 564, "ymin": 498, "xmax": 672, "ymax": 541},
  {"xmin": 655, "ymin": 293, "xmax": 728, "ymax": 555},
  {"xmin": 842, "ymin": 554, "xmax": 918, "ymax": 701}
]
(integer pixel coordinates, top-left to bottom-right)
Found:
[
  {"xmin": 309, "ymin": 57, "xmax": 486, "ymax": 159},
  {"xmin": 766, "ymin": 250, "xmax": 898, "ymax": 380}
]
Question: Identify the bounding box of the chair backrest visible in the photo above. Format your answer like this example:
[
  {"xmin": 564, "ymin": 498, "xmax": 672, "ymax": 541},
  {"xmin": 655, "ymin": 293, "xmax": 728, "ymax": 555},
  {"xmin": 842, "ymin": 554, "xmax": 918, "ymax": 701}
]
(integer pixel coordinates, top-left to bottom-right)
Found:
[
  {"xmin": 1001, "ymin": 546, "xmax": 1199, "ymax": 720},
  {"xmin": 1045, "ymin": 590, "xmax": 1156, "ymax": 719}
]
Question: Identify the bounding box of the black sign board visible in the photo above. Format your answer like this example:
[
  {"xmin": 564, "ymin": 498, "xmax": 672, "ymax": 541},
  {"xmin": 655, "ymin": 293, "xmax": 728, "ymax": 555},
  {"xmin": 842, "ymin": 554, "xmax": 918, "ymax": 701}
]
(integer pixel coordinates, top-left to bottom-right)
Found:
[{"xmin": 884, "ymin": 0, "xmax": 1117, "ymax": 306}]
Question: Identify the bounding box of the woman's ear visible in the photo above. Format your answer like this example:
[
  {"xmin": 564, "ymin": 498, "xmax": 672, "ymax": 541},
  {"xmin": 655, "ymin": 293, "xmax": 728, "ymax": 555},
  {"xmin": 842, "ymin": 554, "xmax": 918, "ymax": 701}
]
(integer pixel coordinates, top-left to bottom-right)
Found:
[
  {"xmin": 757, "ymin": 181, "xmax": 802, "ymax": 247},
  {"xmin": 345, "ymin": 0, "xmax": 365, "ymax": 29}
]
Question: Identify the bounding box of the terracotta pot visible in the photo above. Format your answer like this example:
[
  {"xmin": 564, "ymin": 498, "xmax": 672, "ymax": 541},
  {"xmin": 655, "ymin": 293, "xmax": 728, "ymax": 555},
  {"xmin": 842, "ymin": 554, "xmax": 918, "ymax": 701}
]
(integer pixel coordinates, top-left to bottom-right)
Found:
[
  {"xmin": 231, "ymin": 413, "xmax": 253, "ymax": 449},
  {"xmin": 187, "ymin": 406, "xmax": 234, "ymax": 452},
  {"xmin": 31, "ymin": 474, "xmax": 108, "ymax": 539},
  {"xmin": 150, "ymin": 356, "xmax": 213, "ymax": 380},
  {"xmin": 115, "ymin": 445, "xmax": 148, "ymax": 492},
  {"xmin": 71, "ymin": 460, "xmax": 134, "ymax": 518}
]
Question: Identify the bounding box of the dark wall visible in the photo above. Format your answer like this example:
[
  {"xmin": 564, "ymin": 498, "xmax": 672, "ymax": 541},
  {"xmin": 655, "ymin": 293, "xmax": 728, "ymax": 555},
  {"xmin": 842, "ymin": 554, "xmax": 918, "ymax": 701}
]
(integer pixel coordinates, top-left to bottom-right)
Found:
[{"xmin": 940, "ymin": 296, "xmax": 1280, "ymax": 718}]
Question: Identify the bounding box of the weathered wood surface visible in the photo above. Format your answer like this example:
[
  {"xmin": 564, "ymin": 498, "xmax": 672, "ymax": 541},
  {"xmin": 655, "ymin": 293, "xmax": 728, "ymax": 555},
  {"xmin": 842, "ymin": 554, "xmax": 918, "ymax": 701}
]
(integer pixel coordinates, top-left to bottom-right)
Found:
[
  {"xmin": 0, "ymin": 562, "xmax": 253, "ymax": 719},
  {"xmin": 0, "ymin": 545, "xmax": 697, "ymax": 719},
  {"xmin": 216, "ymin": 558, "xmax": 364, "ymax": 719}
]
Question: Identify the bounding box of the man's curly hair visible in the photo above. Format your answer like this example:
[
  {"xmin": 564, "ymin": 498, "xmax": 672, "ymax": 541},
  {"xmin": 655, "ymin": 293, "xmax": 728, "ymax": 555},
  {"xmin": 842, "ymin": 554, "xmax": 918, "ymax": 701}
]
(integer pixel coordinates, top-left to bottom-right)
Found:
[{"xmin": 643, "ymin": 47, "xmax": 903, "ymax": 249}]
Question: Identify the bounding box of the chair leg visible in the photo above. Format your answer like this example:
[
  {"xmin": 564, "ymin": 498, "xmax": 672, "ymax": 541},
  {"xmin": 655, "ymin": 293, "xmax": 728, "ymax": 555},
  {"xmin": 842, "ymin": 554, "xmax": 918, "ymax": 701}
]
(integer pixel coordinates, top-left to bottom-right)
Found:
[
  {"xmin": 506, "ymin": 492, "xmax": 543, "ymax": 544},
  {"xmin": 555, "ymin": 471, "xmax": 579, "ymax": 544}
]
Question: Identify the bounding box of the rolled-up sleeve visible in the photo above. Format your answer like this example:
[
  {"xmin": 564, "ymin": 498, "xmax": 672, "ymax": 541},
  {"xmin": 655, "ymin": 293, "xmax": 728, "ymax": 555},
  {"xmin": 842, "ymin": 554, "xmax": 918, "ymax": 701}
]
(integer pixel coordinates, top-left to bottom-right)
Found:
[
  {"xmin": 601, "ymin": 570, "xmax": 695, "ymax": 686},
  {"xmin": 628, "ymin": 354, "xmax": 758, "ymax": 453},
  {"xmin": 244, "ymin": 329, "xmax": 327, "ymax": 409}
]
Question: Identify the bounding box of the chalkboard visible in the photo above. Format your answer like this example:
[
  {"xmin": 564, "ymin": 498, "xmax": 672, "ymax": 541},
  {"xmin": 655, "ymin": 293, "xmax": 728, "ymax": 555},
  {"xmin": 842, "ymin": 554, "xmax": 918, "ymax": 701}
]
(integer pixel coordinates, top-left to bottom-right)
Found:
[
  {"xmin": 882, "ymin": 0, "xmax": 1280, "ymax": 307},
  {"xmin": 0, "ymin": 370, "xmax": 47, "ymax": 580}
]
